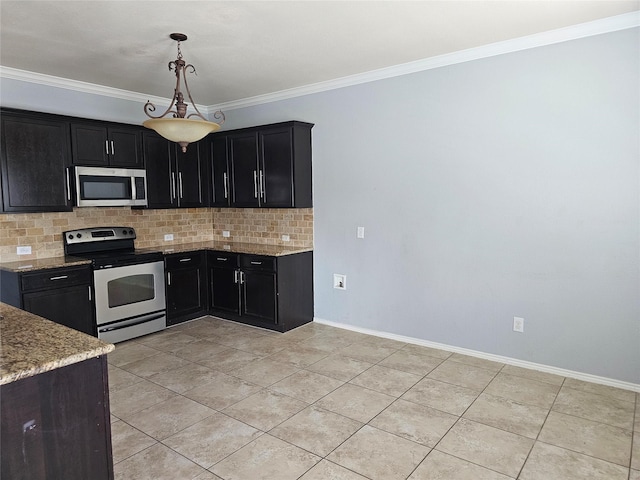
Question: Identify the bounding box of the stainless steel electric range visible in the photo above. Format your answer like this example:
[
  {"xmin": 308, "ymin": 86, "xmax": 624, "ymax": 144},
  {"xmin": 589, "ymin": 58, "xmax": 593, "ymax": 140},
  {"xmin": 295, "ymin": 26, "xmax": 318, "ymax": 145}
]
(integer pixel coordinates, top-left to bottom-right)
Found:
[{"xmin": 63, "ymin": 226, "xmax": 166, "ymax": 343}]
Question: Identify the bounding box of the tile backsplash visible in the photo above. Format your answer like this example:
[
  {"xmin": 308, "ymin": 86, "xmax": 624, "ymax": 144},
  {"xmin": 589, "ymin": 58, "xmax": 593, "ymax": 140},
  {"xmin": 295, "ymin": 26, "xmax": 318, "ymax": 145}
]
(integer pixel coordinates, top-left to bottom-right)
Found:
[{"xmin": 0, "ymin": 207, "xmax": 313, "ymax": 263}]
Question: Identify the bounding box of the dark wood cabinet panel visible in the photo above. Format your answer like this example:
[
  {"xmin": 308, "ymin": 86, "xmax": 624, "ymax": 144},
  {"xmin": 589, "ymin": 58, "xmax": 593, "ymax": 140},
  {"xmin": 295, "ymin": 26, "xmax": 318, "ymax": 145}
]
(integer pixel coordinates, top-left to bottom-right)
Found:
[
  {"xmin": 241, "ymin": 269, "xmax": 277, "ymax": 324},
  {"xmin": 229, "ymin": 133, "xmax": 260, "ymax": 207},
  {"xmin": 1, "ymin": 356, "xmax": 114, "ymax": 480},
  {"xmin": 23, "ymin": 285, "xmax": 95, "ymax": 336},
  {"xmin": 71, "ymin": 123, "xmax": 142, "ymax": 168},
  {"xmin": 210, "ymin": 136, "xmax": 231, "ymax": 207},
  {"xmin": 212, "ymin": 121, "xmax": 313, "ymax": 209},
  {"xmin": 0, "ymin": 111, "xmax": 73, "ymax": 212},
  {"xmin": 143, "ymin": 132, "xmax": 175, "ymax": 208},
  {"xmin": 166, "ymin": 252, "xmax": 208, "ymax": 325},
  {"xmin": 207, "ymin": 250, "xmax": 313, "ymax": 332},
  {"xmin": 0, "ymin": 265, "xmax": 95, "ymax": 336},
  {"xmin": 260, "ymin": 128, "xmax": 294, "ymax": 208},
  {"xmin": 143, "ymin": 132, "xmax": 209, "ymax": 209}
]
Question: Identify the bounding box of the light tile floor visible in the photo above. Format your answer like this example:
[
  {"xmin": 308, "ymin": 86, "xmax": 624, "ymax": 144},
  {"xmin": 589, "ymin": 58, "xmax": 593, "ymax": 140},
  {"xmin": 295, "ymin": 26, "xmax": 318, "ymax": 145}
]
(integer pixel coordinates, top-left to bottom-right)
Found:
[{"xmin": 108, "ymin": 316, "xmax": 639, "ymax": 480}]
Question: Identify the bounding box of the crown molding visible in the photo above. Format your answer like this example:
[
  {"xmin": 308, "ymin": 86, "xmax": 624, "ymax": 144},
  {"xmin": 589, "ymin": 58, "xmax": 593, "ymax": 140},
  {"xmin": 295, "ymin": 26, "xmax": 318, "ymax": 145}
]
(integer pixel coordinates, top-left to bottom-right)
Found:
[
  {"xmin": 209, "ymin": 11, "xmax": 639, "ymax": 112},
  {"xmin": 1, "ymin": 11, "xmax": 637, "ymax": 114}
]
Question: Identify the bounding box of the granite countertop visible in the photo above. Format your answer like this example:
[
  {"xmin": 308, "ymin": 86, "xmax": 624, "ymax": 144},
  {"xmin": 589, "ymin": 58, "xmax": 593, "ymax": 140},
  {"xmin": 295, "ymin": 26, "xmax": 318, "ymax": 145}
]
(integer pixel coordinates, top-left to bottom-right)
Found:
[
  {"xmin": 0, "ymin": 242, "xmax": 311, "ymax": 273},
  {"xmin": 0, "ymin": 303, "xmax": 114, "ymax": 385},
  {"xmin": 0, "ymin": 255, "xmax": 91, "ymax": 273},
  {"xmin": 140, "ymin": 240, "xmax": 313, "ymax": 257}
]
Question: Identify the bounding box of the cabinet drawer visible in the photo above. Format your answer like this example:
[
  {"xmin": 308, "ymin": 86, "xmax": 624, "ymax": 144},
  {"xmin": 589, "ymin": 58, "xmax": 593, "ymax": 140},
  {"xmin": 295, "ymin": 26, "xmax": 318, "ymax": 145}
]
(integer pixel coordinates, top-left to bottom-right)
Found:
[
  {"xmin": 209, "ymin": 252, "xmax": 239, "ymax": 268},
  {"xmin": 165, "ymin": 252, "xmax": 203, "ymax": 269},
  {"xmin": 240, "ymin": 255, "xmax": 275, "ymax": 272},
  {"xmin": 21, "ymin": 266, "xmax": 92, "ymax": 292}
]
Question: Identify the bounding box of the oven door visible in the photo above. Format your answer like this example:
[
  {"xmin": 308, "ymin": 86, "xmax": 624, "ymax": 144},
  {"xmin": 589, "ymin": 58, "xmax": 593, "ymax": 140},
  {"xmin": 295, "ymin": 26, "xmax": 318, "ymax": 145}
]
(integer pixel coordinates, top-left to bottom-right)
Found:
[{"xmin": 93, "ymin": 260, "xmax": 166, "ymax": 325}]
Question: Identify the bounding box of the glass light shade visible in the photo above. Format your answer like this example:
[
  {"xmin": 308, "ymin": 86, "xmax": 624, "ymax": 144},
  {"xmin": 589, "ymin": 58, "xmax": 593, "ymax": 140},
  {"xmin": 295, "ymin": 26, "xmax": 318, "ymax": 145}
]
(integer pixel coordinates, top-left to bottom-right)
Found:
[{"xmin": 143, "ymin": 117, "xmax": 221, "ymax": 144}]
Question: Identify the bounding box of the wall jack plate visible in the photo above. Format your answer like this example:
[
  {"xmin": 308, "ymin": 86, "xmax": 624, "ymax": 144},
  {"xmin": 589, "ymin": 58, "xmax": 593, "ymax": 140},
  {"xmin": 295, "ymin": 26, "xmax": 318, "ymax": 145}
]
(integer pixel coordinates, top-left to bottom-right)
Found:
[
  {"xmin": 333, "ymin": 274, "xmax": 347, "ymax": 290},
  {"xmin": 513, "ymin": 317, "xmax": 524, "ymax": 333}
]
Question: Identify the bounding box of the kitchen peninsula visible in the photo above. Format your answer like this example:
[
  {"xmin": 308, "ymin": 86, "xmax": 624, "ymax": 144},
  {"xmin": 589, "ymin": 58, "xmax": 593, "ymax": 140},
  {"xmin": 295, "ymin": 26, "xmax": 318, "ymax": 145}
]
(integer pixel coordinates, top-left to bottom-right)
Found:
[{"xmin": 0, "ymin": 302, "xmax": 115, "ymax": 480}]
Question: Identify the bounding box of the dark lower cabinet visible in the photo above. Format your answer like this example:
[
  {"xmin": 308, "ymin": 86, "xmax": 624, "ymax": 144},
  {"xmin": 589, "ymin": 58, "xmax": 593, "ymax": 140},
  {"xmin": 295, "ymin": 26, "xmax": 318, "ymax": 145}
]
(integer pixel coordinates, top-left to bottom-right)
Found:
[
  {"xmin": 208, "ymin": 250, "xmax": 313, "ymax": 332},
  {"xmin": 0, "ymin": 265, "xmax": 95, "ymax": 336},
  {"xmin": 165, "ymin": 252, "xmax": 208, "ymax": 325},
  {"xmin": 1, "ymin": 356, "xmax": 114, "ymax": 480}
]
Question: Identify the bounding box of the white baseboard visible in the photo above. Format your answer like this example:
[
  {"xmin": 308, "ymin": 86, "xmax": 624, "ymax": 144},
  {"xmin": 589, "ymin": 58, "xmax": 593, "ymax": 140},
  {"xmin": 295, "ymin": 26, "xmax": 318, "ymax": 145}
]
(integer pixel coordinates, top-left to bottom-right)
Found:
[{"xmin": 314, "ymin": 317, "xmax": 640, "ymax": 393}]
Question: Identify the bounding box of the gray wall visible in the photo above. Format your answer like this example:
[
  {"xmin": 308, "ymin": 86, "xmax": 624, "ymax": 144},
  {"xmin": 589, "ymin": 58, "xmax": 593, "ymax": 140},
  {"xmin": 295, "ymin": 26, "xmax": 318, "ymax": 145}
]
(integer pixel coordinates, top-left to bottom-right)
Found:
[
  {"xmin": 2, "ymin": 28, "xmax": 638, "ymax": 383},
  {"xmin": 220, "ymin": 29, "xmax": 640, "ymax": 383}
]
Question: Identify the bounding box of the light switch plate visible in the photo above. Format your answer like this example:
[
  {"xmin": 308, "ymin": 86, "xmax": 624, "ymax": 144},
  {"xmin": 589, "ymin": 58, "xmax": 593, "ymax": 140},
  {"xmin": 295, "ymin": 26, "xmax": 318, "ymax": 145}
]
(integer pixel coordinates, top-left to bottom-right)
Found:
[
  {"xmin": 357, "ymin": 226, "xmax": 365, "ymax": 238},
  {"xmin": 222, "ymin": 230, "xmax": 231, "ymax": 238},
  {"xmin": 16, "ymin": 246, "xmax": 32, "ymax": 255},
  {"xmin": 164, "ymin": 234, "xmax": 174, "ymax": 241}
]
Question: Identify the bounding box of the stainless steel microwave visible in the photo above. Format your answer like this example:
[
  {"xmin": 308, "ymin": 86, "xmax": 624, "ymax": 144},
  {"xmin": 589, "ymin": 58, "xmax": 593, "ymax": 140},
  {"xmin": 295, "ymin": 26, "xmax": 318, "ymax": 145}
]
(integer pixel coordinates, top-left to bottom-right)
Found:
[{"xmin": 74, "ymin": 166, "xmax": 148, "ymax": 207}]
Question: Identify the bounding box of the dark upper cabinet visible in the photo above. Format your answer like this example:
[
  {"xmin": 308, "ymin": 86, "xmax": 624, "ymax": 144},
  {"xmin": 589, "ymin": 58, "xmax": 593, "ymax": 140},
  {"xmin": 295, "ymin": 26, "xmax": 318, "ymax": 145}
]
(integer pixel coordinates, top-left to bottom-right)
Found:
[
  {"xmin": 0, "ymin": 110, "xmax": 73, "ymax": 213},
  {"xmin": 143, "ymin": 131, "xmax": 209, "ymax": 209},
  {"xmin": 229, "ymin": 132, "xmax": 260, "ymax": 207},
  {"xmin": 71, "ymin": 122, "xmax": 143, "ymax": 168},
  {"xmin": 211, "ymin": 121, "xmax": 313, "ymax": 209},
  {"xmin": 210, "ymin": 136, "xmax": 231, "ymax": 207}
]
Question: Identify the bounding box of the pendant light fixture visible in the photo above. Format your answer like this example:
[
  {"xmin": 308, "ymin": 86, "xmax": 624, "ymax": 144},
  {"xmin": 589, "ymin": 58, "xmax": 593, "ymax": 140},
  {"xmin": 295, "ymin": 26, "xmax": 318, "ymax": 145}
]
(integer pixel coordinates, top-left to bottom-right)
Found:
[{"xmin": 143, "ymin": 33, "xmax": 224, "ymax": 152}]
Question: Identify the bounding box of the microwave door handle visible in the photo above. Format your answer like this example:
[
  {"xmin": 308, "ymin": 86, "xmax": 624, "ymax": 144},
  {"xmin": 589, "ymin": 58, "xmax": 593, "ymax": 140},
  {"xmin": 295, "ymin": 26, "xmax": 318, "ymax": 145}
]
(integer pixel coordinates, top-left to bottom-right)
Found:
[
  {"xmin": 131, "ymin": 176, "xmax": 137, "ymax": 200},
  {"xmin": 65, "ymin": 167, "xmax": 71, "ymax": 201}
]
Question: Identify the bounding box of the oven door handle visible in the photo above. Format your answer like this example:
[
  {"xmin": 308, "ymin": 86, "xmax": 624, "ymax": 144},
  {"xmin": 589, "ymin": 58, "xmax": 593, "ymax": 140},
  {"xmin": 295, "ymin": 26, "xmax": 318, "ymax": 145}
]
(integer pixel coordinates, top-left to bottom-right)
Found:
[{"xmin": 98, "ymin": 313, "xmax": 165, "ymax": 333}]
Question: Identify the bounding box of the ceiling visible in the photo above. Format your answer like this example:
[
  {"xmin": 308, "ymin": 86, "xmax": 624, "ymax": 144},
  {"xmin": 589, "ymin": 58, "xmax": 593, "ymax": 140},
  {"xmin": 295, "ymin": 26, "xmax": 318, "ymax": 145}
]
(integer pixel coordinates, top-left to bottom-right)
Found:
[{"xmin": 1, "ymin": 1, "xmax": 638, "ymax": 107}]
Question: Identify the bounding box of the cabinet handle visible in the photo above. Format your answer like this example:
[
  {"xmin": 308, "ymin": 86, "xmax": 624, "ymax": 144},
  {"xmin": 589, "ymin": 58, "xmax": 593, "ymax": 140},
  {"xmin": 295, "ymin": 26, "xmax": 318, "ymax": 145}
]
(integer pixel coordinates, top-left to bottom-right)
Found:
[
  {"xmin": 250, "ymin": 261, "xmax": 262, "ymax": 265},
  {"xmin": 259, "ymin": 170, "xmax": 265, "ymax": 200},
  {"xmin": 65, "ymin": 167, "xmax": 71, "ymax": 201},
  {"xmin": 234, "ymin": 270, "xmax": 239, "ymax": 283},
  {"xmin": 49, "ymin": 275, "xmax": 68, "ymax": 281},
  {"xmin": 223, "ymin": 172, "xmax": 228, "ymax": 199},
  {"xmin": 240, "ymin": 271, "xmax": 245, "ymax": 284},
  {"xmin": 105, "ymin": 140, "xmax": 109, "ymax": 156},
  {"xmin": 178, "ymin": 172, "xmax": 184, "ymax": 199},
  {"xmin": 88, "ymin": 286, "xmax": 92, "ymax": 301},
  {"xmin": 110, "ymin": 140, "xmax": 115, "ymax": 156},
  {"xmin": 171, "ymin": 172, "xmax": 176, "ymax": 201},
  {"xmin": 179, "ymin": 258, "xmax": 191, "ymax": 262},
  {"xmin": 216, "ymin": 257, "xmax": 228, "ymax": 261},
  {"xmin": 253, "ymin": 170, "xmax": 258, "ymax": 198},
  {"xmin": 167, "ymin": 272, "xmax": 171, "ymax": 285}
]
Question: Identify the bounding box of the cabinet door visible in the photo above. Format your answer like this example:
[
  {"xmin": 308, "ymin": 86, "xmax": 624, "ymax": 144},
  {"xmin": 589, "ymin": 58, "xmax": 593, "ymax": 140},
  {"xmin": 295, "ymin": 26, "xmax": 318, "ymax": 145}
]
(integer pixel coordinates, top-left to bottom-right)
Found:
[
  {"xmin": 166, "ymin": 263, "xmax": 207, "ymax": 325},
  {"xmin": 71, "ymin": 123, "xmax": 109, "ymax": 165},
  {"xmin": 241, "ymin": 270, "xmax": 277, "ymax": 324},
  {"xmin": 209, "ymin": 266, "xmax": 240, "ymax": 314},
  {"xmin": 176, "ymin": 141, "xmax": 208, "ymax": 207},
  {"xmin": 229, "ymin": 133, "xmax": 260, "ymax": 207},
  {"xmin": 260, "ymin": 127, "xmax": 294, "ymax": 207},
  {"xmin": 23, "ymin": 285, "xmax": 95, "ymax": 336},
  {"xmin": 143, "ymin": 132, "xmax": 176, "ymax": 208},
  {"xmin": 1, "ymin": 113, "xmax": 73, "ymax": 212},
  {"xmin": 109, "ymin": 127, "xmax": 143, "ymax": 168},
  {"xmin": 210, "ymin": 136, "xmax": 231, "ymax": 207}
]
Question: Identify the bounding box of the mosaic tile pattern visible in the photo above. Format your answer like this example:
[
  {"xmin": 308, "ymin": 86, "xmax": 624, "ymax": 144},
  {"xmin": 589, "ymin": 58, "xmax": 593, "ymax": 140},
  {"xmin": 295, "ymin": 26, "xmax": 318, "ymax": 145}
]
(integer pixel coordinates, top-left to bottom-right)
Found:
[{"xmin": 0, "ymin": 207, "xmax": 313, "ymax": 262}]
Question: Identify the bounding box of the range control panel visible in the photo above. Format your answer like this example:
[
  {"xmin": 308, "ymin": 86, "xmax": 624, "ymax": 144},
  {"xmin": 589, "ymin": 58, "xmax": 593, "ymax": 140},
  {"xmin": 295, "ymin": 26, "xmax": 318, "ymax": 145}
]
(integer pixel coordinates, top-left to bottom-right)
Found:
[{"xmin": 63, "ymin": 227, "xmax": 137, "ymax": 245}]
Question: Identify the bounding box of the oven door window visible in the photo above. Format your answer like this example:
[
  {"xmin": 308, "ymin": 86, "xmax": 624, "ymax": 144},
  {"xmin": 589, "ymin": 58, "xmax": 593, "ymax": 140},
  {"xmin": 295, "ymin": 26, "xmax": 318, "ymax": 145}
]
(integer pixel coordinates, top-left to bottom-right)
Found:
[
  {"xmin": 80, "ymin": 175, "xmax": 132, "ymax": 200},
  {"xmin": 107, "ymin": 274, "xmax": 155, "ymax": 308}
]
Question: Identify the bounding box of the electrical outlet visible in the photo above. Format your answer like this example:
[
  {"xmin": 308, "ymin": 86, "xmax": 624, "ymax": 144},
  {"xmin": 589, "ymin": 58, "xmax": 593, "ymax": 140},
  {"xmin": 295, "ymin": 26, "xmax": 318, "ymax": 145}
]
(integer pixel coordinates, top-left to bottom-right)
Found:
[
  {"xmin": 357, "ymin": 226, "xmax": 365, "ymax": 238},
  {"xmin": 16, "ymin": 246, "xmax": 32, "ymax": 255},
  {"xmin": 222, "ymin": 230, "xmax": 231, "ymax": 238},
  {"xmin": 164, "ymin": 234, "xmax": 174, "ymax": 241},
  {"xmin": 281, "ymin": 234, "xmax": 290, "ymax": 242},
  {"xmin": 333, "ymin": 274, "xmax": 347, "ymax": 290},
  {"xmin": 513, "ymin": 317, "xmax": 524, "ymax": 333}
]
